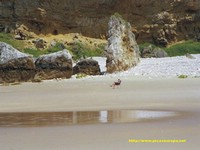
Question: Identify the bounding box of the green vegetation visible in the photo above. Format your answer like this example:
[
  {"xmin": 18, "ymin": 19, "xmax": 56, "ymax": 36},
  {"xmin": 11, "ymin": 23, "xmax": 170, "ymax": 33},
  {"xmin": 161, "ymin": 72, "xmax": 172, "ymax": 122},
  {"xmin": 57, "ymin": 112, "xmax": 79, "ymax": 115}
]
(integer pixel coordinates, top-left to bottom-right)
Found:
[
  {"xmin": 0, "ymin": 33, "xmax": 105, "ymax": 60},
  {"xmin": 0, "ymin": 32, "xmax": 25, "ymax": 50},
  {"xmin": 67, "ymin": 41, "xmax": 105, "ymax": 61},
  {"xmin": 24, "ymin": 42, "xmax": 105, "ymax": 60},
  {"xmin": 178, "ymin": 75, "xmax": 188, "ymax": 79},
  {"xmin": 23, "ymin": 42, "xmax": 65, "ymax": 57},
  {"xmin": 165, "ymin": 40, "xmax": 200, "ymax": 57},
  {"xmin": 75, "ymin": 73, "xmax": 87, "ymax": 79},
  {"xmin": 1, "ymin": 29, "xmax": 200, "ymax": 60},
  {"xmin": 46, "ymin": 42, "xmax": 65, "ymax": 53},
  {"xmin": 139, "ymin": 40, "xmax": 200, "ymax": 57},
  {"xmin": 23, "ymin": 48, "xmax": 47, "ymax": 57}
]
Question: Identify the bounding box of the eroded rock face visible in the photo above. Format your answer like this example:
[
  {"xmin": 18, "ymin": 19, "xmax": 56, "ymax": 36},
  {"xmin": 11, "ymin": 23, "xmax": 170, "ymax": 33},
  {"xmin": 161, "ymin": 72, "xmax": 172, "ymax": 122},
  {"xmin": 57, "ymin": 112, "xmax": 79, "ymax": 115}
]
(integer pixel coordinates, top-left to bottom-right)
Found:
[
  {"xmin": 1, "ymin": 0, "xmax": 200, "ymax": 46},
  {"xmin": 0, "ymin": 42, "xmax": 35, "ymax": 83},
  {"xmin": 73, "ymin": 59, "xmax": 100, "ymax": 75},
  {"xmin": 35, "ymin": 49, "xmax": 73, "ymax": 80},
  {"xmin": 105, "ymin": 15, "xmax": 140, "ymax": 73}
]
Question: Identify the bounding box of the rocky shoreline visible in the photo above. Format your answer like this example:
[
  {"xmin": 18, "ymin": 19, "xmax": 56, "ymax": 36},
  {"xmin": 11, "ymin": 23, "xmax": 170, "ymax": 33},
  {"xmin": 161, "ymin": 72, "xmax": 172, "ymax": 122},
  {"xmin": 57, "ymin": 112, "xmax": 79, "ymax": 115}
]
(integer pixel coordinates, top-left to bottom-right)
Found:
[
  {"xmin": 1, "ymin": 41, "xmax": 200, "ymax": 84},
  {"xmin": 1, "ymin": 14, "xmax": 199, "ymax": 84},
  {"xmin": 0, "ymin": 42, "xmax": 103, "ymax": 83},
  {"xmin": 0, "ymin": 15, "xmax": 141, "ymax": 84}
]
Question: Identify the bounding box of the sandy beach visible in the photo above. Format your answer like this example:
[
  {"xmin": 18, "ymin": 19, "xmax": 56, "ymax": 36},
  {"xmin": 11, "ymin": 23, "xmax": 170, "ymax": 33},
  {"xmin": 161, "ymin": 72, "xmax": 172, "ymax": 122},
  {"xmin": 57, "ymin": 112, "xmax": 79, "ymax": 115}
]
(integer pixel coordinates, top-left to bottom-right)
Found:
[
  {"xmin": 1, "ymin": 1, "xmax": 200, "ymax": 148},
  {"xmin": 0, "ymin": 76, "xmax": 200, "ymax": 150},
  {"xmin": 0, "ymin": 77, "xmax": 200, "ymax": 112}
]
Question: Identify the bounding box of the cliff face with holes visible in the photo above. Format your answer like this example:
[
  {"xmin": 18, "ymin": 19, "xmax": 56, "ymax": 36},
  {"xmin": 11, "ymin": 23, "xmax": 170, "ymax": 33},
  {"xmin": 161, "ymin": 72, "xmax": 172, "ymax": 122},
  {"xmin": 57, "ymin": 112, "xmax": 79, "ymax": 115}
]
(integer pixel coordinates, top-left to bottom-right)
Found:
[{"xmin": 0, "ymin": 0, "xmax": 200, "ymax": 46}]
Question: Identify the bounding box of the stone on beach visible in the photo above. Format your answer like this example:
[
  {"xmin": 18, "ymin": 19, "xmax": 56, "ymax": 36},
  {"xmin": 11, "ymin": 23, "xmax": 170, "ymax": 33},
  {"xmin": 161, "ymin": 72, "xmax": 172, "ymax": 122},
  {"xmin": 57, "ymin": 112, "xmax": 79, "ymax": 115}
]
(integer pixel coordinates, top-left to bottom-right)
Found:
[
  {"xmin": 73, "ymin": 59, "xmax": 101, "ymax": 75},
  {"xmin": 141, "ymin": 45, "xmax": 168, "ymax": 58},
  {"xmin": 0, "ymin": 42, "xmax": 35, "ymax": 83},
  {"xmin": 34, "ymin": 49, "xmax": 73, "ymax": 80},
  {"xmin": 105, "ymin": 15, "xmax": 140, "ymax": 73}
]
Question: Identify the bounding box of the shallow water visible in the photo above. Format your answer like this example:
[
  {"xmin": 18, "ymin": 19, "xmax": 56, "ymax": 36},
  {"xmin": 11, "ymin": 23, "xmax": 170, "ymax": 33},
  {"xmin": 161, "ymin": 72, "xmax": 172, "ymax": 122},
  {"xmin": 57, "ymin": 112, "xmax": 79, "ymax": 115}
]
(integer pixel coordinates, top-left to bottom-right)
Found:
[{"xmin": 0, "ymin": 110, "xmax": 178, "ymax": 127}]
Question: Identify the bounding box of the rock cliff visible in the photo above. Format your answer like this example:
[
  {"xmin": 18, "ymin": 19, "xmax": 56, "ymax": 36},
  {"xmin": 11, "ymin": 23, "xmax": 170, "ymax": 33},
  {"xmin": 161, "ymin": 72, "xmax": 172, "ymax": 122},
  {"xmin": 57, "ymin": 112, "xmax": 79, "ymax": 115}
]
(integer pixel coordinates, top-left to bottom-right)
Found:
[{"xmin": 0, "ymin": 0, "xmax": 200, "ymax": 46}]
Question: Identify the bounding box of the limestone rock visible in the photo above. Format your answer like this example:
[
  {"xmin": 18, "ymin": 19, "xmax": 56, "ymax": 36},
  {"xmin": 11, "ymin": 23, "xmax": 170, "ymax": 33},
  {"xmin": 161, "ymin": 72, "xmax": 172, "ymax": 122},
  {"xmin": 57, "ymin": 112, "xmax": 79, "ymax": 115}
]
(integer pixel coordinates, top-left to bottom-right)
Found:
[
  {"xmin": 105, "ymin": 15, "xmax": 140, "ymax": 73},
  {"xmin": 73, "ymin": 59, "xmax": 100, "ymax": 75},
  {"xmin": 0, "ymin": 42, "xmax": 35, "ymax": 83},
  {"xmin": 15, "ymin": 24, "xmax": 34, "ymax": 40},
  {"xmin": 35, "ymin": 49, "xmax": 73, "ymax": 80},
  {"xmin": 141, "ymin": 45, "xmax": 168, "ymax": 58}
]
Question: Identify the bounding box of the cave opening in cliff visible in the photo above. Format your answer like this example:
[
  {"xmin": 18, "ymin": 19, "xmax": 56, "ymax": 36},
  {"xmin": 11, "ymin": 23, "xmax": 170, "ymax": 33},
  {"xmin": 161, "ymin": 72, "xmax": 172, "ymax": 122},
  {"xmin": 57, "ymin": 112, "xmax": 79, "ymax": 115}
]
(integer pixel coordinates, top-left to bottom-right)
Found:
[{"xmin": 52, "ymin": 29, "xmax": 58, "ymax": 35}]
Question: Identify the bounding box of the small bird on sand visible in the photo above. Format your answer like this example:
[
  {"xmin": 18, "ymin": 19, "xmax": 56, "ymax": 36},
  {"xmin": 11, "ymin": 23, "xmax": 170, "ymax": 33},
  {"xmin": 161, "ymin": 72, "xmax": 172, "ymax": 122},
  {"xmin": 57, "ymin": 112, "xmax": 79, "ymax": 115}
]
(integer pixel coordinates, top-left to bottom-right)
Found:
[{"xmin": 110, "ymin": 79, "xmax": 122, "ymax": 89}]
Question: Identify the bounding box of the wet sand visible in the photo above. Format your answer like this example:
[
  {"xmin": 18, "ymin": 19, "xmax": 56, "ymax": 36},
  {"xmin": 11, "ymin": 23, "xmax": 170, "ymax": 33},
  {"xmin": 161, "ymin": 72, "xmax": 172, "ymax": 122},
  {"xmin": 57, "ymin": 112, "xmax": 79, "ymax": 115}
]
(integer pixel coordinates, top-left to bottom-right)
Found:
[{"xmin": 0, "ymin": 77, "xmax": 200, "ymax": 149}]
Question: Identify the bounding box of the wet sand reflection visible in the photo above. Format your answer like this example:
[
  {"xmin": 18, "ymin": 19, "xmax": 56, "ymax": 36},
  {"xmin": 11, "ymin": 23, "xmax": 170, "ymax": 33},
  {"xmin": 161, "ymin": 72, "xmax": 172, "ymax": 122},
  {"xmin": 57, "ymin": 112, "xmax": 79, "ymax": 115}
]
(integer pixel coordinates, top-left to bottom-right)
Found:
[{"xmin": 0, "ymin": 110, "xmax": 178, "ymax": 127}]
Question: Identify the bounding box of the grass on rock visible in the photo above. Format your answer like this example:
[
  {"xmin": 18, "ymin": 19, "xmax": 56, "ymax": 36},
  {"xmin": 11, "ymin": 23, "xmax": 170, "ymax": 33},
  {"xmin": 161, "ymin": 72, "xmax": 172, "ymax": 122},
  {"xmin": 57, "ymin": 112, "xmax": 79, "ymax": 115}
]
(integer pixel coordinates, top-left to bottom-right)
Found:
[
  {"xmin": 23, "ymin": 42, "xmax": 64, "ymax": 57},
  {"xmin": 3, "ymin": 31, "xmax": 199, "ymax": 59},
  {"xmin": 22, "ymin": 41, "xmax": 105, "ymax": 60},
  {"xmin": 0, "ymin": 32, "xmax": 25, "ymax": 50},
  {"xmin": 67, "ymin": 41, "xmax": 105, "ymax": 61},
  {"xmin": 0, "ymin": 33, "xmax": 105, "ymax": 60}
]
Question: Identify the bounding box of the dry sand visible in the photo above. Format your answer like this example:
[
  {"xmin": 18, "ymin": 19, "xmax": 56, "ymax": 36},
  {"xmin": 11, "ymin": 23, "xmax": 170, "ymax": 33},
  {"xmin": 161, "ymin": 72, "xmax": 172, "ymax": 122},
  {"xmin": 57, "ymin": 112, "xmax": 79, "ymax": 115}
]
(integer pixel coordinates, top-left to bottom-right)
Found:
[{"xmin": 0, "ymin": 77, "xmax": 200, "ymax": 150}]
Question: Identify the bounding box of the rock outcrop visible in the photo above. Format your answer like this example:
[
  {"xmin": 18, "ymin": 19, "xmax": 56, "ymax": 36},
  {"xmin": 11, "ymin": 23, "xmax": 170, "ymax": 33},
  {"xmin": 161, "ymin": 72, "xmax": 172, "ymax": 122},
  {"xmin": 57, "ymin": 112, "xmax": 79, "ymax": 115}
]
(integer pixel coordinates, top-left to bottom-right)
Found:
[
  {"xmin": 141, "ymin": 45, "xmax": 168, "ymax": 58},
  {"xmin": 105, "ymin": 15, "xmax": 140, "ymax": 73},
  {"xmin": 34, "ymin": 49, "xmax": 73, "ymax": 80},
  {"xmin": 0, "ymin": 42, "xmax": 35, "ymax": 83},
  {"xmin": 1, "ymin": 0, "xmax": 200, "ymax": 46},
  {"xmin": 73, "ymin": 59, "xmax": 100, "ymax": 75}
]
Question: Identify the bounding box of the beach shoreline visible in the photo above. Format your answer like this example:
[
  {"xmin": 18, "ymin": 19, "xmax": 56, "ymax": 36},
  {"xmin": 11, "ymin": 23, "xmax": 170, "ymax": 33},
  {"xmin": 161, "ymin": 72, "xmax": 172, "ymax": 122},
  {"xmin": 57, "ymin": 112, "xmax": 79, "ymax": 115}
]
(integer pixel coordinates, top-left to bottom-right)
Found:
[
  {"xmin": 0, "ymin": 77, "xmax": 200, "ymax": 150},
  {"xmin": 0, "ymin": 55, "xmax": 200, "ymax": 150},
  {"xmin": 0, "ymin": 76, "xmax": 199, "ymax": 112}
]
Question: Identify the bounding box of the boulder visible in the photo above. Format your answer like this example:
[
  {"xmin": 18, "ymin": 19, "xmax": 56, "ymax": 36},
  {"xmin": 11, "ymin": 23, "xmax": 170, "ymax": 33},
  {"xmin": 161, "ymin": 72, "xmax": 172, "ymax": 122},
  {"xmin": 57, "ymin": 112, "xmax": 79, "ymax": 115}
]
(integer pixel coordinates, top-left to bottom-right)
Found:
[
  {"xmin": 141, "ymin": 45, "xmax": 168, "ymax": 58},
  {"xmin": 105, "ymin": 15, "xmax": 140, "ymax": 73},
  {"xmin": 0, "ymin": 42, "xmax": 35, "ymax": 83},
  {"xmin": 73, "ymin": 59, "xmax": 100, "ymax": 75},
  {"xmin": 35, "ymin": 49, "xmax": 73, "ymax": 80},
  {"xmin": 33, "ymin": 38, "xmax": 47, "ymax": 49},
  {"xmin": 154, "ymin": 48, "xmax": 168, "ymax": 58},
  {"xmin": 185, "ymin": 53, "xmax": 196, "ymax": 59}
]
